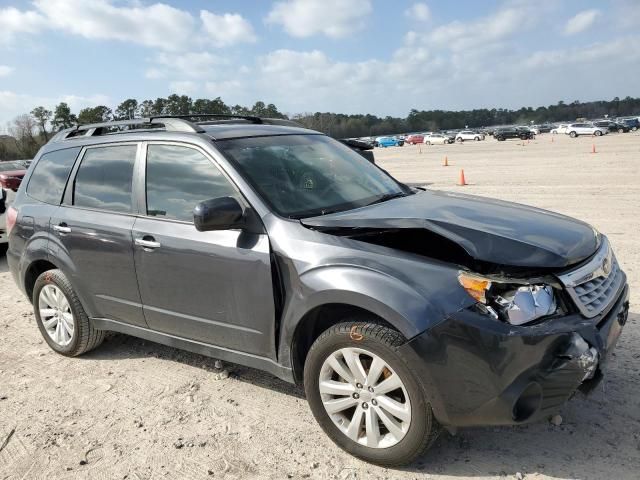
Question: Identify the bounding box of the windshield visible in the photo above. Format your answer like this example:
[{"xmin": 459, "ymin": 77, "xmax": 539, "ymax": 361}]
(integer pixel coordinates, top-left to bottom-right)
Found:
[{"xmin": 216, "ymin": 134, "xmax": 407, "ymax": 218}]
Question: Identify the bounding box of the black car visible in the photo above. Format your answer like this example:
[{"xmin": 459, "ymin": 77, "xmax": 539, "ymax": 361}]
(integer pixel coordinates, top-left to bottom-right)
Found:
[
  {"xmin": 494, "ymin": 127, "xmax": 535, "ymax": 141},
  {"xmin": 6, "ymin": 115, "xmax": 629, "ymax": 466},
  {"xmin": 594, "ymin": 121, "xmax": 630, "ymax": 133}
]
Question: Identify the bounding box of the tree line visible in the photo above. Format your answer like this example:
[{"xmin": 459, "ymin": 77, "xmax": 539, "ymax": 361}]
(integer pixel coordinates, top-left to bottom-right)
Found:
[{"xmin": 2, "ymin": 94, "xmax": 639, "ymax": 161}]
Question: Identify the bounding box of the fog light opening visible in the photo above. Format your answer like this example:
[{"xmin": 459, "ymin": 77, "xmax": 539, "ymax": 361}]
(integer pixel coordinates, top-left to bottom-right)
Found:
[{"xmin": 512, "ymin": 382, "xmax": 543, "ymax": 422}]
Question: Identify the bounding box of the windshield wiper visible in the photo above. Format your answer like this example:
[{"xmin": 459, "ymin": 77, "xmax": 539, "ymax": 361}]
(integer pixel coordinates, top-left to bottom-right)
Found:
[{"xmin": 365, "ymin": 191, "xmax": 407, "ymax": 206}]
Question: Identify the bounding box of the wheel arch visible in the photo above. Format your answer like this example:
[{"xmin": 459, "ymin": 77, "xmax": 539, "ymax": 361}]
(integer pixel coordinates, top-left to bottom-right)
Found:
[{"xmin": 278, "ymin": 265, "xmax": 440, "ymax": 384}]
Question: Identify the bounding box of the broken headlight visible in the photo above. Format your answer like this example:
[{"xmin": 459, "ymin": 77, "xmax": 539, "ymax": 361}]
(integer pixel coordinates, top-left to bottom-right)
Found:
[{"xmin": 458, "ymin": 272, "xmax": 558, "ymax": 325}]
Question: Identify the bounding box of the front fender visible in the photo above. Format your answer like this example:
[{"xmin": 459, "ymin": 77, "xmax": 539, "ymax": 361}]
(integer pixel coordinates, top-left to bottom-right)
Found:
[{"xmin": 277, "ymin": 264, "xmax": 447, "ymax": 370}]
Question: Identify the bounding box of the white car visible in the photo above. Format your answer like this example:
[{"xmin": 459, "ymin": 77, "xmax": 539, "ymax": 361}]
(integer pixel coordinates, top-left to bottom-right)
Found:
[
  {"xmin": 423, "ymin": 133, "xmax": 451, "ymax": 145},
  {"xmin": 551, "ymin": 124, "xmax": 569, "ymax": 134},
  {"xmin": 566, "ymin": 123, "xmax": 606, "ymax": 138},
  {"xmin": 455, "ymin": 130, "xmax": 485, "ymax": 142}
]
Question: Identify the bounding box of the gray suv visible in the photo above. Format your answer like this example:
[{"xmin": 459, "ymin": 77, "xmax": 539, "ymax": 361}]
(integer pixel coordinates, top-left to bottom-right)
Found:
[{"xmin": 6, "ymin": 115, "xmax": 629, "ymax": 466}]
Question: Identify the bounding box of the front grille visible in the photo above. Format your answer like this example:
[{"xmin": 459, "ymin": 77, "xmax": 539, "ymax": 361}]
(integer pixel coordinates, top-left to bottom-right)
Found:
[{"xmin": 557, "ymin": 237, "xmax": 624, "ymax": 318}]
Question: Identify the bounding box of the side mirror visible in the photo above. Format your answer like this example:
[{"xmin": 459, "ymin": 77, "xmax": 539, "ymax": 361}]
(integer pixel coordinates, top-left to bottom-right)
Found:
[{"xmin": 193, "ymin": 197, "xmax": 245, "ymax": 232}]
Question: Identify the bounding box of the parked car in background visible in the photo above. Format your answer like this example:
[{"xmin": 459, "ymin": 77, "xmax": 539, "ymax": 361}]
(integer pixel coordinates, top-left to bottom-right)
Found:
[
  {"xmin": 529, "ymin": 126, "xmax": 540, "ymax": 135},
  {"xmin": 566, "ymin": 123, "xmax": 605, "ymax": 138},
  {"xmin": 375, "ymin": 136, "xmax": 404, "ymax": 147},
  {"xmin": 535, "ymin": 124, "xmax": 553, "ymax": 133},
  {"xmin": 339, "ymin": 138, "xmax": 376, "ymax": 164},
  {"xmin": 404, "ymin": 134, "xmax": 424, "ymax": 145},
  {"xmin": 620, "ymin": 118, "xmax": 639, "ymax": 131},
  {"xmin": 423, "ymin": 133, "xmax": 453, "ymax": 145},
  {"xmin": 0, "ymin": 160, "xmax": 28, "ymax": 244},
  {"xmin": 7, "ymin": 115, "xmax": 629, "ymax": 466},
  {"xmin": 551, "ymin": 124, "xmax": 570, "ymax": 134},
  {"xmin": 494, "ymin": 127, "xmax": 535, "ymax": 141},
  {"xmin": 593, "ymin": 121, "xmax": 630, "ymax": 133},
  {"xmin": 455, "ymin": 130, "xmax": 485, "ymax": 142}
]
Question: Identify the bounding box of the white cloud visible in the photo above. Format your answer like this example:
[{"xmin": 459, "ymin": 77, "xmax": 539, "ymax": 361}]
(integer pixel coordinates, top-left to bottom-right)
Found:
[
  {"xmin": 200, "ymin": 11, "xmax": 257, "ymax": 47},
  {"xmin": 0, "ymin": 7, "xmax": 45, "ymax": 45},
  {"xmin": 2, "ymin": 1, "xmax": 256, "ymax": 51},
  {"xmin": 564, "ymin": 9, "xmax": 600, "ymax": 35},
  {"xmin": 405, "ymin": 3, "xmax": 430, "ymax": 22},
  {"xmin": 34, "ymin": 0, "xmax": 195, "ymax": 51},
  {"xmin": 266, "ymin": 0, "xmax": 372, "ymax": 38},
  {"xmin": 0, "ymin": 65, "xmax": 14, "ymax": 77}
]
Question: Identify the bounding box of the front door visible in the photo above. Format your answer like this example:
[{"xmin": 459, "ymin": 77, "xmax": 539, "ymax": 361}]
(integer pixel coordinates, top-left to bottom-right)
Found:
[{"xmin": 132, "ymin": 142, "xmax": 276, "ymax": 358}]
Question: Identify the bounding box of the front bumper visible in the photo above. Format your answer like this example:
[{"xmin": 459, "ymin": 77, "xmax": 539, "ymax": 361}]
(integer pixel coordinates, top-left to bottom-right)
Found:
[{"xmin": 398, "ymin": 282, "xmax": 629, "ymax": 428}]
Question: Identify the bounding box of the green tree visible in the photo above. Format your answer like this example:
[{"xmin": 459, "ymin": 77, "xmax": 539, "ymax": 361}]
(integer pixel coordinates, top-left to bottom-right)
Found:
[
  {"xmin": 30, "ymin": 106, "xmax": 53, "ymax": 141},
  {"xmin": 165, "ymin": 94, "xmax": 192, "ymax": 115},
  {"xmin": 114, "ymin": 99, "xmax": 139, "ymax": 120},
  {"xmin": 77, "ymin": 106, "xmax": 113, "ymax": 124},
  {"xmin": 51, "ymin": 102, "xmax": 77, "ymax": 131}
]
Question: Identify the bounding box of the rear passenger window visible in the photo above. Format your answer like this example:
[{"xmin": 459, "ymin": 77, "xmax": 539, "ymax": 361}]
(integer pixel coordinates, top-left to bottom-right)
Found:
[
  {"xmin": 146, "ymin": 144, "xmax": 239, "ymax": 222},
  {"xmin": 73, "ymin": 145, "xmax": 137, "ymax": 213},
  {"xmin": 27, "ymin": 147, "xmax": 81, "ymax": 205}
]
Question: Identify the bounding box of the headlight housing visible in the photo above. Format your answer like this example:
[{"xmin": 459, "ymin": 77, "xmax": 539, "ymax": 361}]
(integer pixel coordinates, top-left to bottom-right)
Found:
[{"xmin": 458, "ymin": 272, "xmax": 558, "ymax": 326}]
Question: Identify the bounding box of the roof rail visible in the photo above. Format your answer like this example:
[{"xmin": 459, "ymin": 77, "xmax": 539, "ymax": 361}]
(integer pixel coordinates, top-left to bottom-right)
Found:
[
  {"xmin": 50, "ymin": 117, "xmax": 205, "ymax": 143},
  {"xmin": 151, "ymin": 114, "xmax": 264, "ymax": 124}
]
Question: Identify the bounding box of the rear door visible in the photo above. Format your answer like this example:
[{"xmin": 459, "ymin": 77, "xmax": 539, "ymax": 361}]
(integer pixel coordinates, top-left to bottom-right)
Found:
[
  {"xmin": 131, "ymin": 142, "xmax": 276, "ymax": 357},
  {"xmin": 49, "ymin": 143, "xmax": 146, "ymax": 327}
]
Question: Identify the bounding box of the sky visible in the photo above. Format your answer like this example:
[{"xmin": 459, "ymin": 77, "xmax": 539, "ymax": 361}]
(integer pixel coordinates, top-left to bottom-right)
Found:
[{"xmin": 0, "ymin": 0, "xmax": 639, "ymax": 127}]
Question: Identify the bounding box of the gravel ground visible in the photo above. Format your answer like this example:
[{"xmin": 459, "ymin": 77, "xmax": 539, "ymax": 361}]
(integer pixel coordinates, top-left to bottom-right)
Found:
[{"xmin": 1, "ymin": 132, "xmax": 639, "ymax": 480}]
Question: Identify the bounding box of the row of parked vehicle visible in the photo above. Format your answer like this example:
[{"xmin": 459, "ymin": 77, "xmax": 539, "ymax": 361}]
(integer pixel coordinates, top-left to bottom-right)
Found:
[{"xmin": 359, "ymin": 115, "xmax": 640, "ymax": 148}]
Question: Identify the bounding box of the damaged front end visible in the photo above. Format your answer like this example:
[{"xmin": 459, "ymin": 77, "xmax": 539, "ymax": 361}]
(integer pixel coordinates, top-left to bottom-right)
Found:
[{"xmin": 396, "ymin": 282, "xmax": 629, "ymax": 428}]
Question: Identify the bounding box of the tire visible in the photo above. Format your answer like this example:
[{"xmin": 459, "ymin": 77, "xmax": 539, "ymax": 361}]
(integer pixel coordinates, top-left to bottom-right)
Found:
[
  {"xmin": 425, "ymin": 141, "xmax": 431, "ymax": 145},
  {"xmin": 569, "ymin": 131, "xmax": 577, "ymax": 138},
  {"xmin": 618, "ymin": 128, "xmax": 624, "ymax": 133},
  {"xmin": 33, "ymin": 269, "xmax": 105, "ymax": 356},
  {"xmin": 474, "ymin": 137, "xmax": 480, "ymax": 141},
  {"xmin": 456, "ymin": 137, "xmax": 463, "ymax": 143},
  {"xmin": 595, "ymin": 130, "xmax": 602, "ymax": 136},
  {"xmin": 304, "ymin": 321, "xmax": 440, "ymax": 467}
]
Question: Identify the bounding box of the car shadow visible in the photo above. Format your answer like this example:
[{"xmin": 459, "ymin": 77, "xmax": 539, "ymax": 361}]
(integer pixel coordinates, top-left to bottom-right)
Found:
[{"xmin": 81, "ymin": 311, "xmax": 640, "ymax": 479}]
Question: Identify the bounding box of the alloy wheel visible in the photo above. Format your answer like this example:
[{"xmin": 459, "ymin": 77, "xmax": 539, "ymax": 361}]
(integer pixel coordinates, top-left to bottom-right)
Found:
[
  {"xmin": 39, "ymin": 284, "xmax": 75, "ymax": 347},
  {"xmin": 319, "ymin": 347, "xmax": 411, "ymax": 449}
]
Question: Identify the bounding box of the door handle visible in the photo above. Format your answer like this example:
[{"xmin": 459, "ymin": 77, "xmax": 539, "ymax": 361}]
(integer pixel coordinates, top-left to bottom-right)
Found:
[
  {"xmin": 53, "ymin": 224, "xmax": 71, "ymax": 234},
  {"xmin": 135, "ymin": 237, "xmax": 161, "ymax": 250}
]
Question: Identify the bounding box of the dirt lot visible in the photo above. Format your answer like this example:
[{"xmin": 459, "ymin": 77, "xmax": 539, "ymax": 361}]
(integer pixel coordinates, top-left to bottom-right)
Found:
[{"xmin": 1, "ymin": 133, "xmax": 639, "ymax": 480}]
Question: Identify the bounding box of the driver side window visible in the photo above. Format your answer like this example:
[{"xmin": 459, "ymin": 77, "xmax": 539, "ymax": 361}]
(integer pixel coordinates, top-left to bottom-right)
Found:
[{"xmin": 146, "ymin": 144, "xmax": 239, "ymax": 222}]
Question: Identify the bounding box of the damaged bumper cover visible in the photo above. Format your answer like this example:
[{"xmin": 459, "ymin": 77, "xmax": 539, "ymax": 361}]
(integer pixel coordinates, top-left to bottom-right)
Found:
[{"xmin": 398, "ymin": 283, "xmax": 629, "ymax": 428}]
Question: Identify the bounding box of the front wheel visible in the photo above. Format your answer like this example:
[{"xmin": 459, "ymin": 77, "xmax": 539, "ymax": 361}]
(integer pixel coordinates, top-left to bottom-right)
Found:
[
  {"xmin": 474, "ymin": 136, "xmax": 480, "ymax": 141},
  {"xmin": 569, "ymin": 131, "xmax": 577, "ymax": 138},
  {"xmin": 456, "ymin": 137, "xmax": 463, "ymax": 143},
  {"xmin": 594, "ymin": 130, "xmax": 602, "ymax": 136},
  {"xmin": 304, "ymin": 321, "xmax": 440, "ymax": 466}
]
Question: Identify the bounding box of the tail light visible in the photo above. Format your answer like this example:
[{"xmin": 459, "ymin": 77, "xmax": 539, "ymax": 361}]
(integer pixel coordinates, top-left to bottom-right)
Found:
[{"xmin": 6, "ymin": 205, "xmax": 17, "ymax": 236}]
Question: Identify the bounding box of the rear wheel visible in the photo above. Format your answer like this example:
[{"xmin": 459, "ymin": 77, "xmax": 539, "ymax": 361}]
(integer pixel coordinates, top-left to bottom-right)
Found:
[
  {"xmin": 304, "ymin": 321, "xmax": 440, "ymax": 466},
  {"xmin": 33, "ymin": 269, "xmax": 105, "ymax": 356}
]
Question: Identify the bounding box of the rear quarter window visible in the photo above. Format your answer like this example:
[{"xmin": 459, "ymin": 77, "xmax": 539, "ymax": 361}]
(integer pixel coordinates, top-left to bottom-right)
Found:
[{"xmin": 26, "ymin": 147, "xmax": 81, "ymax": 205}]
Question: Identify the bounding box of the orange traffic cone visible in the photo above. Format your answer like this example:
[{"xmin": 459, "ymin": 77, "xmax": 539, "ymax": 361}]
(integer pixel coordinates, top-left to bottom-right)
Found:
[
  {"xmin": 591, "ymin": 144, "xmax": 596, "ymax": 154},
  {"xmin": 443, "ymin": 156, "xmax": 449, "ymax": 167},
  {"xmin": 458, "ymin": 169, "xmax": 467, "ymax": 186}
]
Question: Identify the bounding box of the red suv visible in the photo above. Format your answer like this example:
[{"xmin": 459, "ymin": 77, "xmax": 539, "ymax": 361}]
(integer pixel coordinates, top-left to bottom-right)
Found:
[{"xmin": 404, "ymin": 134, "xmax": 424, "ymax": 145}]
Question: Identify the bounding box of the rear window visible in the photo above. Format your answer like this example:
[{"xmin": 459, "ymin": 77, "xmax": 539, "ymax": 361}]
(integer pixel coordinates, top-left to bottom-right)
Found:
[
  {"xmin": 73, "ymin": 145, "xmax": 137, "ymax": 213},
  {"xmin": 26, "ymin": 148, "xmax": 81, "ymax": 205}
]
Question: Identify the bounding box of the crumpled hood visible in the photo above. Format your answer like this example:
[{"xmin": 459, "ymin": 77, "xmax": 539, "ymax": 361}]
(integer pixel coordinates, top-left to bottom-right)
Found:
[{"xmin": 301, "ymin": 190, "xmax": 599, "ymax": 269}]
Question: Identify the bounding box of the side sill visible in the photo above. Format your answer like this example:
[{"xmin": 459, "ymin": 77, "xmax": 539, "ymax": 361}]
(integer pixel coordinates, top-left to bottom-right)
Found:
[{"xmin": 90, "ymin": 317, "xmax": 295, "ymax": 384}]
